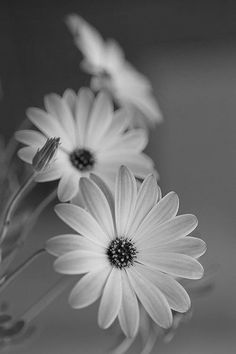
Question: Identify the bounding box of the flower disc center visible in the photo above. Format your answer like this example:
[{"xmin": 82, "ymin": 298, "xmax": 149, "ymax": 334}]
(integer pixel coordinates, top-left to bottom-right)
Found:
[
  {"xmin": 70, "ymin": 148, "xmax": 95, "ymax": 171},
  {"xmin": 106, "ymin": 237, "xmax": 137, "ymax": 269}
]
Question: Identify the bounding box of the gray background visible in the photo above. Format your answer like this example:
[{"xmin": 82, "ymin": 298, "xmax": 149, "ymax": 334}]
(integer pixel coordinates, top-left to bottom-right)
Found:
[{"xmin": 0, "ymin": 0, "xmax": 236, "ymax": 353}]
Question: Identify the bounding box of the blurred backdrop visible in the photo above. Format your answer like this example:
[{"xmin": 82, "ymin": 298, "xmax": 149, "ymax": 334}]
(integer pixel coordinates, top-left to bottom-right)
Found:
[{"xmin": 0, "ymin": 0, "xmax": 236, "ymax": 353}]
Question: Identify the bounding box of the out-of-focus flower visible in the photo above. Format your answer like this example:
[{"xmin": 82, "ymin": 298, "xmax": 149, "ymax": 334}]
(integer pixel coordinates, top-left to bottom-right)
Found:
[
  {"xmin": 66, "ymin": 14, "xmax": 162, "ymax": 128},
  {"xmin": 32, "ymin": 137, "xmax": 60, "ymax": 173},
  {"xmin": 15, "ymin": 88, "xmax": 155, "ymax": 202},
  {"xmin": 46, "ymin": 166, "xmax": 206, "ymax": 337}
]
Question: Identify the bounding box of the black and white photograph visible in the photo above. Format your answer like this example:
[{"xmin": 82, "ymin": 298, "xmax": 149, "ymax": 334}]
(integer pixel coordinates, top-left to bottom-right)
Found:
[{"xmin": 0, "ymin": 1, "xmax": 235, "ymax": 353}]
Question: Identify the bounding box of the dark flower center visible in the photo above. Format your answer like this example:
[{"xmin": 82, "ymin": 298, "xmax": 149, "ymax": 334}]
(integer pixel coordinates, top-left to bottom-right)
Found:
[
  {"xmin": 70, "ymin": 148, "xmax": 95, "ymax": 171},
  {"xmin": 106, "ymin": 237, "xmax": 137, "ymax": 269}
]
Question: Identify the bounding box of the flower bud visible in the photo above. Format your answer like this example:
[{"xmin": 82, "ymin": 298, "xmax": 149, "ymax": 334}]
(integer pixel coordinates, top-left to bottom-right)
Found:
[{"xmin": 32, "ymin": 137, "xmax": 60, "ymax": 173}]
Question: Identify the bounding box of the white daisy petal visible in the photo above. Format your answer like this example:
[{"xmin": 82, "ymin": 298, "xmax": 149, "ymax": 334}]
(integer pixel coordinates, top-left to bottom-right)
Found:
[
  {"xmin": 26, "ymin": 107, "xmax": 72, "ymax": 150},
  {"xmin": 44, "ymin": 93, "xmax": 76, "ymax": 145},
  {"xmin": 135, "ymin": 264, "xmax": 191, "ymax": 313},
  {"xmin": 151, "ymin": 191, "xmax": 180, "ymax": 224},
  {"xmin": 34, "ymin": 161, "xmax": 62, "ymax": 182},
  {"xmin": 69, "ymin": 267, "xmax": 111, "ymax": 308},
  {"xmin": 98, "ymin": 153, "xmax": 155, "ymax": 180},
  {"xmin": 105, "ymin": 108, "xmax": 128, "ymax": 136},
  {"xmin": 57, "ymin": 173, "xmax": 79, "ymax": 202},
  {"xmin": 115, "ymin": 166, "xmax": 137, "ymax": 236},
  {"xmin": 90, "ymin": 173, "xmax": 115, "ymax": 220},
  {"xmin": 46, "ymin": 234, "xmax": 104, "ymax": 257},
  {"xmin": 127, "ymin": 266, "xmax": 172, "ymax": 329},
  {"xmin": 63, "ymin": 89, "xmax": 77, "ymax": 114},
  {"xmin": 127, "ymin": 174, "xmax": 159, "ymax": 236},
  {"xmin": 80, "ymin": 177, "xmax": 114, "ymax": 238},
  {"xmin": 143, "ymin": 237, "xmax": 207, "ymax": 259},
  {"xmin": 98, "ymin": 267, "xmax": 122, "ymax": 329},
  {"xmin": 118, "ymin": 271, "xmax": 139, "ymax": 337},
  {"xmin": 139, "ymin": 252, "xmax": 204, "ymax": 279},
  {"xmin": 17, "ymin": 146, "xmax": 37, "ymax": 164},
  {"xmin": 55, "ymin": 203, "xmax": 109, "ymax": 245},
  {"xmin": 54, "ymin": 250, "xmax": 106, "ymax": 274},
  {"xmin": 86, "ymin": 91, "xmax": 113, "ymax": 148},
  {"xmin": 66, "ymin": 14, "xmax": 105, "ymax": 70},
  {"xmin": 75, "ymin": 88, "xmax": 94, "ymax": 146},
  {"xmin": 132, "ymin": 191, "xmax": 179, "ymax": 242},
  {"xmin": 100, "ymin": 129, "xmax": 148, "ymax": 154},
  {"xmin": 15, "ymin": 129, "xmax": 46, "ymax": 147},
  {"xmin": 136, "ymin": 214, "xmax": 198, "ymax": 246}
]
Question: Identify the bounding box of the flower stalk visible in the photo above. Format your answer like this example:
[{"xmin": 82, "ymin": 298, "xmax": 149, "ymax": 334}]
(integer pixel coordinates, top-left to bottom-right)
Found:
[
  {"xmin": 0, "ymin": 249, "xmax": 46, "ymax": 293},
  {"xmin": 19, "ymin": 277, "xmax": 73, "ymax": 325},
  {"xmin": 0, "ymin": 172, "xmax": 36, "ymax": 245}
]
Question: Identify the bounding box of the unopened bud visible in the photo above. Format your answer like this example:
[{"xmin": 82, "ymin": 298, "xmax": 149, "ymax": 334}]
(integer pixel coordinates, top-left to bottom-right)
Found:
[{"xmin": 32, "ymin": 137, "xmax": 60, "ymax": 172}]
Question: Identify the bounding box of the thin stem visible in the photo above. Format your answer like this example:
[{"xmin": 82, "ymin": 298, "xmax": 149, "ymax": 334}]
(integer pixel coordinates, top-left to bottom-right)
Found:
[
  {"xmin": 0, "ymin": 249, "xmax": 45, "ymax": 293},
  {"xmin": 0, "ymin": 172, "xmax": 36, "ymax": 244},
  {"xmin": 0, "ymin": 189, "xmax": 57, "ymax": 276},
  {"xmin": 18, "ymin": 189, "xmax": 57, "ymax": 248},
  {"xmin": 19, "ymin": 277, "xmax": 73, "ymax": 324}
]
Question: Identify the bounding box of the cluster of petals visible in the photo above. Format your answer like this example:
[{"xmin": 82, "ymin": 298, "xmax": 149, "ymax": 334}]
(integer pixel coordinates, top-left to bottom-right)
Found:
[
  {"xmin": 66, "ymin": 14, "xmax": 162, "ymax": 127},
  {"xmin": 15, "ymin": 88, "xmax": 155, "ymax": 201},
  {"xmin": 46, "ymin": 166, "xmax": 206, "ymax": 338}
]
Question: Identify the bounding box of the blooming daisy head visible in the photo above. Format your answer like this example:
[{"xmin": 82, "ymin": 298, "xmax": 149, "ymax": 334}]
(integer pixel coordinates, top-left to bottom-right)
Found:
[
  {"xmin": 15, "ymin": 88, "xmax": 155, "ymax": 201},
  {"xmin": 46, "ymin": 166, "xmax": 206, "ymax": 338},
  {"xmin": 66, "ymin": 14, "xmax": 162, "ymax": 128}
]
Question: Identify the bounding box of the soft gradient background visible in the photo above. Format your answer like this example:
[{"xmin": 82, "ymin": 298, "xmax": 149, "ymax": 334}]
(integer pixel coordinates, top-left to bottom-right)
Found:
[{"xmin": 0, "ymin": 0, "xmax": 236, "ymax": 353}]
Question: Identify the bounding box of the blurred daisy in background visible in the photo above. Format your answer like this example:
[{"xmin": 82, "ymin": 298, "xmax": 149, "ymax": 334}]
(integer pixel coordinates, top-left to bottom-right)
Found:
[
  {"xmin": 15, "ymin": 88, "xmax": 155, "ymax": 202},
  {"xmin": 46, "ymin": 166, "xmax": 206, "ymax": 338},
  {"xmin": 66, "ymin": 14, "xmax": 162, "ymax": 128}
]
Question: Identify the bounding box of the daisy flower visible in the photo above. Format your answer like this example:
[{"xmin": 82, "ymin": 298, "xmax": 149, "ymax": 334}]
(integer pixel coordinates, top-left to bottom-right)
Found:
[
  {"xmin": 66, "ymin": 14, "xmax": 162, "ymax": 127},
  {"xmin": 46, "ymin": 166, "xmax": 206, "ymax": 338},
  {"xmin": 15, "ymin": 88, "xmax": 155, "ymax": 202}
]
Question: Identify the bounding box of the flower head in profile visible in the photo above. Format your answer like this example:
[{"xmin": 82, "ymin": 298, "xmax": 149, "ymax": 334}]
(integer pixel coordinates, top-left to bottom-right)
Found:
[
  {"xmin": 15, "ymin": 88, "xmax": 155, "ymax": 201},
  {"xmin": 66, "ymin": 14, "xmax": 162, "ymax": 128},
  {"xmin": 46, "ymin": 166, "xmax": 206, "ymax": 338}
]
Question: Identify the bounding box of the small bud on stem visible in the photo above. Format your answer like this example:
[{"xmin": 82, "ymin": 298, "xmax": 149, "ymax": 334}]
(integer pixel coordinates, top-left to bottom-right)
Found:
[{"xmin": 32, "ymin": 137, "xmax": 60, "ymax": 173}]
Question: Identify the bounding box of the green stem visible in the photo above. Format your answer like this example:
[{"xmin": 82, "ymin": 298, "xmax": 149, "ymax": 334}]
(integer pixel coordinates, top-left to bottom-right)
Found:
[
  {"xmin": 0, "ymin": 249, "xmax": 46, "ymax": 293},
  {"xmin": 0, "ymin": 172, "xmax": 36, "ymax": 244},
  {"xmin": 19, "ymin": 277, "xmax": 73, "ymax": 324}
]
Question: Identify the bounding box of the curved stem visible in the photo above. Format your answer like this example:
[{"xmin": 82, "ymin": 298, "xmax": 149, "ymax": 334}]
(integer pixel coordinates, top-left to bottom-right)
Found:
[
  {"xmin": 0, "ymin": 172, "xmax": 36, "ymax": 244},
  {"xmin": 3, "ymin": 189, "xmax": 57, "ymax": 273},
  {"xmin": 19, "ymin": 277, "xmax": 73, "ymax": 324},
  {"xmin": 0, "ymin": 249, "xmax": 46, "ymax": 293},
  {"xmin": 17, "ymin": 188, "xmax": 57, "ymax": 249}
]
